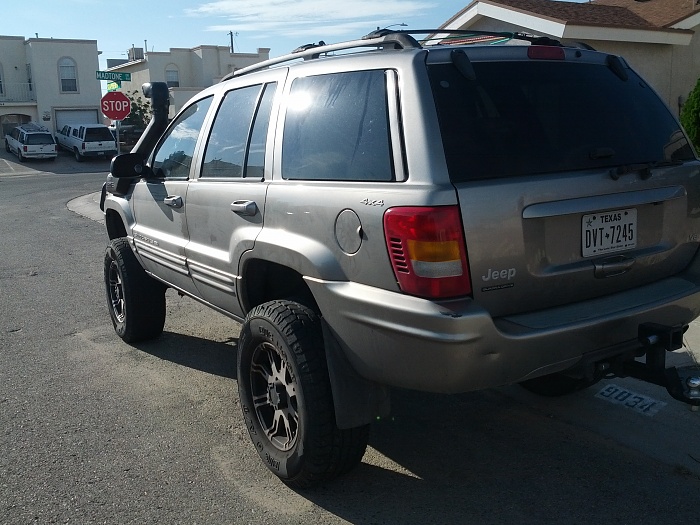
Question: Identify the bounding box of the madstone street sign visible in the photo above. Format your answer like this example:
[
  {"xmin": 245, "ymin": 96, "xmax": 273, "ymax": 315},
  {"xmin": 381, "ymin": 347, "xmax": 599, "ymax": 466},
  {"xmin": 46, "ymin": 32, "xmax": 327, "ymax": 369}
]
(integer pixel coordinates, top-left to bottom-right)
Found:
[
  {"xmin": 101, "ymin": 91, "xmax": 131, "ymax": 121},
  {"xmin": 96, "ymin": 70, "xmax": 132, "ymax": 82}
]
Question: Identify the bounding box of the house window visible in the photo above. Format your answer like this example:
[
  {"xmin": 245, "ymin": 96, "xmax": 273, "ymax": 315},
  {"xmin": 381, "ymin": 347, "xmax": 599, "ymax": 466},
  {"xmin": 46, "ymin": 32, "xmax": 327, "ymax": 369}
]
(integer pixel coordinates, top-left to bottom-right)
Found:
[
  {"xmin": 58, "ymin": 57, "xmax": 78, "ymax": 92},
  {"xmin": 165, "ymin": 67, "xmax": 179, "ymax": 88}
]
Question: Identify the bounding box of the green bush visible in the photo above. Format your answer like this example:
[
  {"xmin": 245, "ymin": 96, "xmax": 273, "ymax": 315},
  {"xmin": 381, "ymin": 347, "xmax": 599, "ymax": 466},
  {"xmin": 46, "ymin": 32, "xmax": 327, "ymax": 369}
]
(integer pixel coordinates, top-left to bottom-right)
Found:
[{"xmin": 681, "ymin": 78, "xmax": 700, "ymax": 151}]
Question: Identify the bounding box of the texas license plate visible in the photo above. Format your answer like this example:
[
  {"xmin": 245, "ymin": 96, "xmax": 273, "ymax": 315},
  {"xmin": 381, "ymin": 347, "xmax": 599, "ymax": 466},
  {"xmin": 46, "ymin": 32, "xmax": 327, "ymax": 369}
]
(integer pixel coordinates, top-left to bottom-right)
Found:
[{"xmin": 582, "ymin": 208, "xmax": 637, "ymax": 257}]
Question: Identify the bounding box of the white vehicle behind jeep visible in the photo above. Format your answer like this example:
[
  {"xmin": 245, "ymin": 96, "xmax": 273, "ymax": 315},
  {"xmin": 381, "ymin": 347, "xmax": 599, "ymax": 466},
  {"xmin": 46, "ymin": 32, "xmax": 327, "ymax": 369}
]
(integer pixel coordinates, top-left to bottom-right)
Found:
[{"xmin": 56, "ymin": 123, "xmax": 117, "ymax": 161}]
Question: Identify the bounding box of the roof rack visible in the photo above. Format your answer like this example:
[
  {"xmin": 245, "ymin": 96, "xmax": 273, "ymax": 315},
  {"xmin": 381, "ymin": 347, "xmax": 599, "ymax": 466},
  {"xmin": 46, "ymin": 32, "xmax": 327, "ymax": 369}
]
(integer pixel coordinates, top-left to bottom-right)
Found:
[{"xmin": 222, "ymin": 28, "xmax": 566, "ymax": 80}]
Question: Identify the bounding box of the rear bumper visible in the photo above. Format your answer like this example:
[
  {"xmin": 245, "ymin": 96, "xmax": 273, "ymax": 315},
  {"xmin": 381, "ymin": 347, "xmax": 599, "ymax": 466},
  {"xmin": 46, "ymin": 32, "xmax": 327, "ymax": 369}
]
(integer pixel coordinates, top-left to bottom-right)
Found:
[
  {"xmin": 306, "ymin": 271, "xmax": 700, "ymax": 394},
  {"xmin": 82, "ymin": 150, "xmax": 117, "ymax": 158}
]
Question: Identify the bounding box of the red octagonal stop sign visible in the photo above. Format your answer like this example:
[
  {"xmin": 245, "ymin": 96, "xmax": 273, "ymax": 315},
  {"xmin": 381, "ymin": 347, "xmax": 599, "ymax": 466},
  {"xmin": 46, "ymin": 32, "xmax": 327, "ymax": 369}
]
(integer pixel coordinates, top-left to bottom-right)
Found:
[{"xmin": 101, "ymin": 91, "xmax": 131, "ymax": 121}]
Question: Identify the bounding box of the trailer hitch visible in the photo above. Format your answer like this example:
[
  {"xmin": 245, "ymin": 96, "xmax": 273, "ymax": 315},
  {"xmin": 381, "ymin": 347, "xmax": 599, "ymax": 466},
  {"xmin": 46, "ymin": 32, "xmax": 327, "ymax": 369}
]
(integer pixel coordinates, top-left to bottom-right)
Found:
[{"xmin": 611, "ymin": 323, "xmax": 700, "ymax": 408}]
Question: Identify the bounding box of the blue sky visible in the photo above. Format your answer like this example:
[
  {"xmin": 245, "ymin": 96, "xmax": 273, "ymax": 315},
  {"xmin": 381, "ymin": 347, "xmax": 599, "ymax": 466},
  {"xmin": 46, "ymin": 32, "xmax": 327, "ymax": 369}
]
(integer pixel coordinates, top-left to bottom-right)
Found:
[
  {"xmin": 3, "ymin": 0, "xmax": 474, "ymax": 68},
  {"xmin": 4, "ymin": 0, "xmax": 588, "ymax": 70}
]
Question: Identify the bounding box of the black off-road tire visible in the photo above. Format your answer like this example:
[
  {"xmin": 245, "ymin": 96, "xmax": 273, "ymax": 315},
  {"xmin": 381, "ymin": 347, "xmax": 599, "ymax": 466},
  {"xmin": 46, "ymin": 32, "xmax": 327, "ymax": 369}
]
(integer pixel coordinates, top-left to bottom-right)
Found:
[
  {"xmin": 104, "ymin": 238, "xmax": 166, "ymax": 343},
  {"xmin": 520, "ymin": 373, "xmax": 600, "ymax": 397},
  {"xmin": 237, "ymin": 300, "xmax": 369, "ymax": 489}
]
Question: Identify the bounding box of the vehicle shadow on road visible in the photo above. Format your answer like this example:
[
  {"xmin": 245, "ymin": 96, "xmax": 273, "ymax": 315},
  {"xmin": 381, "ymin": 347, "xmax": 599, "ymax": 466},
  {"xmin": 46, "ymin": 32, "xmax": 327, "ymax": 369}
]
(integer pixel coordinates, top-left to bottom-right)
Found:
[
  {"xmin": 132, "ymin": 331, "xmax": 238, "ymax": 380},
  {"xmin": 300, "ymin": 387, "xmax": 700, "ymax": 524}
]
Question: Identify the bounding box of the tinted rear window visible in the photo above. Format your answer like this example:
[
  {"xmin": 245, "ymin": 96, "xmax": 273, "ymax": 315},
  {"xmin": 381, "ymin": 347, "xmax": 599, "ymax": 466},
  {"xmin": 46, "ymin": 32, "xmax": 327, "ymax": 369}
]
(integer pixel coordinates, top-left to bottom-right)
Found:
[
  {"xmin": 428, "ymin": 61, "xmax": 694, "ymax": 182},
  {"xmin": 85, "ymin": 127, "xmax": 115, "ymax": 142},
  {"xmin": 26, "ymin": 134, "xmax": 55, "ymax": 145}
]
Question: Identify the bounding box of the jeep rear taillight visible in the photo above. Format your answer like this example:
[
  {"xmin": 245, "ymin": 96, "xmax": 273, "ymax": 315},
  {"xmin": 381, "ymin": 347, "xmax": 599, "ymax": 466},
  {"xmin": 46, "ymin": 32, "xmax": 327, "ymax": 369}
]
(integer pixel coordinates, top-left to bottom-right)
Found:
[{"xmin": 383, "ymin": 206, "xmax": 472, "ymax": 299}]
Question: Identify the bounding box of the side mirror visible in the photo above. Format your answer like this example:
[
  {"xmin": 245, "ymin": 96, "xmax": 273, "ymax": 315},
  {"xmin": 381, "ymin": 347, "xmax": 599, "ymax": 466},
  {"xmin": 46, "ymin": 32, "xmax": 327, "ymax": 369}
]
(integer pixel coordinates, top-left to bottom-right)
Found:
[{"xmin": 109, "ymin": 152, "xmax": 152, "ymax": 178}]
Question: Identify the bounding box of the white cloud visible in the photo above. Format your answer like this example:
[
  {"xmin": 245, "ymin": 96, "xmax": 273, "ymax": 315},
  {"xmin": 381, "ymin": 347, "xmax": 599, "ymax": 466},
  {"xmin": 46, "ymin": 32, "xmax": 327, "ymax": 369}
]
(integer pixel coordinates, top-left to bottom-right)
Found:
[{"xmin": 186, "ymin": 0, "xmax": 435, "ymax": 39}]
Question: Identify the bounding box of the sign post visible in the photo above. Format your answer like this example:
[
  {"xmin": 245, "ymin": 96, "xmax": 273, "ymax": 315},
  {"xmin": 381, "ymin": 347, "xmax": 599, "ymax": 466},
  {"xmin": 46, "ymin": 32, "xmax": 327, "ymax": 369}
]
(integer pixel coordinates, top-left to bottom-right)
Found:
[{"xmin": 101, "ymin": 91, "xmax": 132, "ymax": 154}]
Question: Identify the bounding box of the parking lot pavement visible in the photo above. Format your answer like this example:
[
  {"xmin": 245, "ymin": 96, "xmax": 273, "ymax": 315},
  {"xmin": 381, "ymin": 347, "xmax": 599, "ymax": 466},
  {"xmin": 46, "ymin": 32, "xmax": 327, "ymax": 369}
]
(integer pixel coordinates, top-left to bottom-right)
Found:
[{"xmin": 0, "ymin": 147, "xmax": 111, "ymax": 177}]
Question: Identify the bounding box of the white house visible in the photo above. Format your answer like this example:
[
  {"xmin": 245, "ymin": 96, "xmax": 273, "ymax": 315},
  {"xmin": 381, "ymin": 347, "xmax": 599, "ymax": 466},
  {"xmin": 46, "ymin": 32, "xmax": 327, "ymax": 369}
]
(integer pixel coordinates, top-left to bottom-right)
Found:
[
  {"xmin": 0, "ymin": 35, "xmax": 103, "ymax": 137},
  {"xmin": 439, "ymin": 0, "xmax": 700, "ymax": 116},
  {"xmin": 105, "ymin": 44, "xmax": 271, "ymax": 117}
]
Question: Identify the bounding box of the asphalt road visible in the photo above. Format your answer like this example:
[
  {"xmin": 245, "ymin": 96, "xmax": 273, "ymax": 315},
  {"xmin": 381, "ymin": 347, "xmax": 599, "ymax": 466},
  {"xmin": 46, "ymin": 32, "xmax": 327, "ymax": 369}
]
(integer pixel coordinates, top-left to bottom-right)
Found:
[{"xmin": 2, "ymin": 150, "xmax": 700, "ymax": 524}]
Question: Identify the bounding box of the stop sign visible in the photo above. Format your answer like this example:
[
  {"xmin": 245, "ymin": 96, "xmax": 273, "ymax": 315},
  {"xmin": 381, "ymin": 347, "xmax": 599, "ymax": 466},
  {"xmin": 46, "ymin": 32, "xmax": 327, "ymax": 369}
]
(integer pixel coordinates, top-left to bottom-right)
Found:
[{"xmin": 101, "ymin": 91, "xmax": 131, "ymax": 120}]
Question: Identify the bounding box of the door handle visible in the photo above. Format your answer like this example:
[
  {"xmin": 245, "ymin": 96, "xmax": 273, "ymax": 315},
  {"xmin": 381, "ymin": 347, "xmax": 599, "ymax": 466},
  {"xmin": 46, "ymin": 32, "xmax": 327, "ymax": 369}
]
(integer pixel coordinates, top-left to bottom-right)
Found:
[
  {"xmin": 230, "ymin": 200, "xmax": 258, "ymax": 216},
  {"xmin": 164, "ymin": 195, "xmax": 183, "ymax": 208}
]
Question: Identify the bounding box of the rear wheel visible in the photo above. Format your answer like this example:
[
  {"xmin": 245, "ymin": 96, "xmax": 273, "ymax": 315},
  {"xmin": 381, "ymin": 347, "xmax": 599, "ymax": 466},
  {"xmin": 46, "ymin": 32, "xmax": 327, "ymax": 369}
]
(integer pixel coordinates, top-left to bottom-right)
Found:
[
  {"xmin": 520, "ymin": 373, "xmax": 600, "ymax": 396},
  {"xmin": 4, "ymin": 140, "xmax": 9, "ymax": 153},
  {"xmin": 237, "ymin": 300, "xmax": 369, "ymax": 489},
  {"xmin": 104, "ymin": 238, "xmax": 166, "ymax": 343},
  {"xmin": 74, "ymin": 148, "xmax": 83, "ymax": 162},
  {"xmin": 17, "ymin": 149, "xmax": 25, "ymax": 162}
]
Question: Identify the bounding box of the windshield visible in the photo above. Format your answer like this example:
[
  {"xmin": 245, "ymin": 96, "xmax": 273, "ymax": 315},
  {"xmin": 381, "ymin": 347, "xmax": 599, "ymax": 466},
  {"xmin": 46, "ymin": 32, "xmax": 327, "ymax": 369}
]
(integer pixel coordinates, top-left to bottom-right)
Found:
[{"xmin": 428, "ymin": 61, "xmax": 695, "ymax": 182}]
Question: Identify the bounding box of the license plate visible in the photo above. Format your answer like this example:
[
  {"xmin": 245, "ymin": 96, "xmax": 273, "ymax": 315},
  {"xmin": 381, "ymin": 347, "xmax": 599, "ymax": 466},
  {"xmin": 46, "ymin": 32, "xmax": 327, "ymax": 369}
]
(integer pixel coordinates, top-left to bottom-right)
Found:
[{"xmin": 582, "ymin": 208, "xmax": 636, "ymax": 257}]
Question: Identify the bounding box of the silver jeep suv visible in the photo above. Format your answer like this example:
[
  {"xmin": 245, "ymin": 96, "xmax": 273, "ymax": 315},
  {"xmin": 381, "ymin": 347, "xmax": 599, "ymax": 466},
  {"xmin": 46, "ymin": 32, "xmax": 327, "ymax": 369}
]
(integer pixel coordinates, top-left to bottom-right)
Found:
[{"xmin": 100, "ymin": 29, "xmax": 700, "ymax": 487}]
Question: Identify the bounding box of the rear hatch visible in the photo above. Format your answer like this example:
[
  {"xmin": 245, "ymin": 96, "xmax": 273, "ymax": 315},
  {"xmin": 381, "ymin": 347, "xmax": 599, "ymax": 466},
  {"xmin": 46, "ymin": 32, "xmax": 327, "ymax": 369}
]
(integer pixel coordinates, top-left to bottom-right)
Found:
[
  {"xmin": 427, "ymin": 45, "xmax": 700, "ymax": 317},
  {"xmin": 83, "ymin": 127, "xmax": 117, "ymax": 153},
  {"xmin": 25, "ymin": 133, "xmax": 56, "ymax": 156}
]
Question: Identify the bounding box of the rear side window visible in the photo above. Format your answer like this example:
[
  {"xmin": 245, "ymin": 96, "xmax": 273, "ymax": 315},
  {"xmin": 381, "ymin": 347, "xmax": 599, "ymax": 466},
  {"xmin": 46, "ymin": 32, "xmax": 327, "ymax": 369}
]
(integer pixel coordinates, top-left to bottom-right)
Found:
[
  {"xmin": 85, "ymin": 127, "xmax": 114, "ymax": 141},
  {"xmin": 26, "ymin": 133, "xmax": 54, "ymax": 145},
  {"xmin": 201, "ymin": 82, "xmax": 276, "ymax": 179},
  {"xmin": 428, "ymin": 61, "xmax": 695, "ymax": 182},
  {"xmin": 282, "ymin": 70, "xmax": 393, "ymax": 181}
]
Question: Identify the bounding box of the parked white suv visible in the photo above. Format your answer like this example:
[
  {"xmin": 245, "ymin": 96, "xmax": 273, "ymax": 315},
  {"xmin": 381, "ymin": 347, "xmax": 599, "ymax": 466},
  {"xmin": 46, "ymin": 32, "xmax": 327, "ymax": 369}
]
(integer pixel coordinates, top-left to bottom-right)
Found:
[
  {"xmin": 56, "ymin": 123, "xmax": 117, "ymax": 161},
  {"xmin": 5, "ymin": 123, "xmax": 57, "ymax": 161}
]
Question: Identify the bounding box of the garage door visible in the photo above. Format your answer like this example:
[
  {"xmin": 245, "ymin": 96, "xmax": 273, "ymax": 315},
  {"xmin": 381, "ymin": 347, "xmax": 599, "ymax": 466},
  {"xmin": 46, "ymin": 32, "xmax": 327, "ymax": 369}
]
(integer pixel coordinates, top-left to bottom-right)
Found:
[{"xmin": 55, "ymin": 109, "xmax": 100, "ymax": 131}]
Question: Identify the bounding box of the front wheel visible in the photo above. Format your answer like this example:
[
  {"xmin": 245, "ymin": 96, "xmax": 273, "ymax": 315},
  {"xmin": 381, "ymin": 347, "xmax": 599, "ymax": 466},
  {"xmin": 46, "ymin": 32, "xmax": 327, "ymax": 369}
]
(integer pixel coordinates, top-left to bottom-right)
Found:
[
  {"xmin": 237, "ymin": 300, "xmax": 369, "ymax": 489},
  {"xmin": 104, "ymin": 238, "xmax": 166, "ymax": 343}
]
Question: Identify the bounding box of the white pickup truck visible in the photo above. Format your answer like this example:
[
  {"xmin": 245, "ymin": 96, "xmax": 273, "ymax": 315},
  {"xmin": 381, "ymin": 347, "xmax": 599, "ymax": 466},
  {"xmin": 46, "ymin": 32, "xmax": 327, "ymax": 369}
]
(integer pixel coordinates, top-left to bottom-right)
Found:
[{"xmin": 56, "ymin": 124, "xmax": 117, "ymax": 162}]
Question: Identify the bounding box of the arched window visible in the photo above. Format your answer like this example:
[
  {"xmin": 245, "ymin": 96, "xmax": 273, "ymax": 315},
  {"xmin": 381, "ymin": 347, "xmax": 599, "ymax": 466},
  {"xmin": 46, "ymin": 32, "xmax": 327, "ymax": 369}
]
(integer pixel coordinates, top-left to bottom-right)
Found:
[
  {"xmin": 58, "ymin": 57, "xmax": 78, "ymax": 92},
  {"xmin": 165, "ymin": 65, "xmax": 179, "ymax": 88}
]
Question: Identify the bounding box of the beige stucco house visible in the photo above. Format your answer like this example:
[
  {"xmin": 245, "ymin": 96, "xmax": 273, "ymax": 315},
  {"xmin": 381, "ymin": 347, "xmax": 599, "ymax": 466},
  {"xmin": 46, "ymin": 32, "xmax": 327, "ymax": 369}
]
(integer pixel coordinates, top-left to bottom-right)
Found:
[
  {"xmin": 440, "ymin": 0, "xmax": 700, "ymax": 116},
  {"xmin": 105, "ymin": 44, "xmax": 270, "ymax": 118},
  {"xmin": 0, "ymin": 35, "xmax": 103, "ymax": 136}
]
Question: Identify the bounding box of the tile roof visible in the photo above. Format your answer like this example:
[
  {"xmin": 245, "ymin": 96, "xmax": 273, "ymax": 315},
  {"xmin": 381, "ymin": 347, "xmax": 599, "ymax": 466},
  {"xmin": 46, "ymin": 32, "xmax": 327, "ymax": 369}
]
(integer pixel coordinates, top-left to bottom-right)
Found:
[
  {"xmin": 478, "ymin": 0, "xmax": 698, "ymax": 29},
  {"xmin": 592, "ymin": 0, "xmax": 700, "ymax": 27}
]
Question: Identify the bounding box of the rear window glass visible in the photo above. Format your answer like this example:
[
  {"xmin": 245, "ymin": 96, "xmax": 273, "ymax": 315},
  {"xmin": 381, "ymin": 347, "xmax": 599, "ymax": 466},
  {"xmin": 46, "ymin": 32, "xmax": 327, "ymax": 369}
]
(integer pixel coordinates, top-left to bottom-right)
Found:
[
  {"xmin": 428, "ymin": 61, "xmax": 695, "ymax": 182},
  {"xmin": 85, "ymin": 127, "xmax": 115, "ymax": 142},
  {"xmin": 26, "ymin": 133, "xmax": 55, "ymax": 145}
]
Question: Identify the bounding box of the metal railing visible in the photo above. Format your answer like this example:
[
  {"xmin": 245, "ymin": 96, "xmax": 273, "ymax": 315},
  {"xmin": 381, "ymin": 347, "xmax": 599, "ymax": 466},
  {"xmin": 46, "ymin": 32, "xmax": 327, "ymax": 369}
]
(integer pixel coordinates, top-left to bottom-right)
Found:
[{"xmin": 0, "ymin": 83, "xmax": 36, "ymax": 103}]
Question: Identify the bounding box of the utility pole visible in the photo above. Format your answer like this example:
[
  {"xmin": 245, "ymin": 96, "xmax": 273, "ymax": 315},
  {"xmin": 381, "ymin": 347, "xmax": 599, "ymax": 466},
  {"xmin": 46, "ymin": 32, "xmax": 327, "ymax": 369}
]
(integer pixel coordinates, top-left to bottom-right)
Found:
[{"xmin": 228, "ymin": 31, "xmax": 235, "ymax": 53}]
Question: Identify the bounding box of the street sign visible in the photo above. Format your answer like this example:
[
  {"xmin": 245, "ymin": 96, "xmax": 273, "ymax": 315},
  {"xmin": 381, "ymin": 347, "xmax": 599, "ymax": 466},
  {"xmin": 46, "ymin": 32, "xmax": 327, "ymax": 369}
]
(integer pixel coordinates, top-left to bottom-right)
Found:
[
  {"xmin": 96, "ymin": 71, "xmax": 132, "ymax": 82},
  {"xmin": 101, "ymin": 91, "xmax": 131, "ymax": 120},
  {"xmin": 107, "ymin": 81, "xmax": 121, "ymax": 92}
]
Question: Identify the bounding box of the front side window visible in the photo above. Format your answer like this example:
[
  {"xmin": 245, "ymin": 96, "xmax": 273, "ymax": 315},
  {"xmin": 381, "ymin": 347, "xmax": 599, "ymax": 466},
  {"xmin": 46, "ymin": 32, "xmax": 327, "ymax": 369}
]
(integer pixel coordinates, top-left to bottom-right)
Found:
[
  {"xmin": 202, "ymin": 82, "xmax": 276, "ymax": 178},
  {"xmin": 58, "ymin": 57, "xmax": 78, "ymax": 93},
  {"xmin": 282, "ymin": 70, "xmax": 393, "ymax": 181},
  {"xmin": 152, "ymin": 96, "xmax": 213, "ymax": 179}
]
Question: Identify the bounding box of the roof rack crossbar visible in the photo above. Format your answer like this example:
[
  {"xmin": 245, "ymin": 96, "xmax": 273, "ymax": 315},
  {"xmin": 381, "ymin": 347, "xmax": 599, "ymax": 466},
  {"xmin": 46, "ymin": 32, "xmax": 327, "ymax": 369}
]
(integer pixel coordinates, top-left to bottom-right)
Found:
[
  {"xmin": 221, "ymin": 28, "xmax": 567, "ymax": 81},
  {"xmin": 225, "ymin": 33, "xmax": 422, "ymax": 80}
]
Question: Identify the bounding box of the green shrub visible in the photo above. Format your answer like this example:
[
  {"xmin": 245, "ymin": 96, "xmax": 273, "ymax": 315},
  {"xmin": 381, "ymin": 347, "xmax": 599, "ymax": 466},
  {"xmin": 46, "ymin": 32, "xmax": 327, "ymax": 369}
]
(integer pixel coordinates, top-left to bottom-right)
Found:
[{"xmin": 681, "ymin": 78, "xmax": 700, "ymax": 151}]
